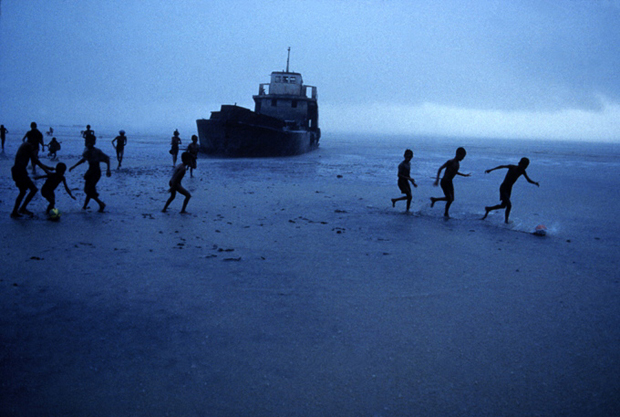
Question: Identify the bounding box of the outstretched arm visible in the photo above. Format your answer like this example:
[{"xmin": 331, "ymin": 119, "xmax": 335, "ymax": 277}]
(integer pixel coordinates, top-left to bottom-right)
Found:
[
  {"xmin": 33, "ymin": 156, "xmax": 54, "ymax": 173},
  {"xmin": 485, "ymin": 165, "xmax": 509, "ymax": 174},
  {"xmin": 457, "ymin": 171, "xmax": 471, "ymax": 177},
  {"xmin": 69, "ymin": 158, "xmax": 86, "ymax": 171},
  {"xmin": 523, "ymin": 171, "xmax": 539, "ymax": 187}
]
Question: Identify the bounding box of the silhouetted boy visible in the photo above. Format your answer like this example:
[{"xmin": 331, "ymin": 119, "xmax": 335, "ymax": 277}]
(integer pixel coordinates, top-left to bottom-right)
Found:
[
  {"xmin": 47, "ymin": 137, "xmax": 61, "ymax": 160},
  {"xmin": 70, "ymin": 143, "xmax": 111, "ymax": 212},
  {"xmin": 186, "ymin": 135, "xmax": 199, "ymax": 177},
  {"xmin": 391, "ymin": 149, "xmax": 417, "ymax": 211},
  {"xmin": 81, "ymin": 125, "xmax": 96, "ymax": 149},
  {"xmin": 112, "ymin": 130, "xmax": 127, "ymax": 169},
  {"xmin": 22, "ymin": 122, "xmax": 45, "ymax": 173},
  {"xmin": 34, "ymin": 162, "xmax": 76, "ymax": 214},
  {"xmin": 163, "ymin": 152, "xmax": 192, "ymax": 213},
  {"xmin": 170, "ymin": 130, "xmax": 182, "ymax": 166},
  {"xmin": 430, "ymin": 147, "xmax": 470, "ymax": 218},
  {"xmin": 11, "ymin": 142, "xmax": 54, "ymax": 218},
  {"xmin": 0, "ymin": 124, "xmax": 8, "ymax": 152},
  {"xmin": 482, "ymin": 157, "xmax": 539, "ymax": 223}
]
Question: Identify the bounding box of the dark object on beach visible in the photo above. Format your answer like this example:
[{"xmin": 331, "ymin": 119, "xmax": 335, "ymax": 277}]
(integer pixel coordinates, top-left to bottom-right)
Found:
[
  {"xmin": 196, "ymin": 48, "xmax": 320, "ymax": 157},
  {"xmin": 533, "ymin": 224, "xmax": 547, "ymax": 236},
  {"xmin": 47, "ymin": 137, "xmax": 61, "ymax": 159}
]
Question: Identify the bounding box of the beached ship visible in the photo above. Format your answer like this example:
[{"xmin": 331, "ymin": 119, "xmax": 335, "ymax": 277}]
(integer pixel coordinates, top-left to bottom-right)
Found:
[{"xmin": 196, "ymin": 50, "xmax": 320, "ymax": 157}]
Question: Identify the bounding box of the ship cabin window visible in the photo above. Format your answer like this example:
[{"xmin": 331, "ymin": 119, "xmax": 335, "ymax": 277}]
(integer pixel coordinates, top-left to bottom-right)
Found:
[
  {"xmin": 292, "ymin": 100, "xmax": 298, "ymax": 108},
  {"xmin": 271, "ymin": 99, "xmax": 277, "ymax": 107},
  {"xmin": 276, "ymin": 75, "xmax": 297, "ymax": 84}
]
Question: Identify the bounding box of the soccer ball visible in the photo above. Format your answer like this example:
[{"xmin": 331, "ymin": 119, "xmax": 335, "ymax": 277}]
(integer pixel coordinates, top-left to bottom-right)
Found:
[
  {"xmin": 49, "ymin": 208, "xmax": 61, "ymax": 221},
  {"xmin": 533, "ymin": 224, "xmax": 547, "ymax": 236}
]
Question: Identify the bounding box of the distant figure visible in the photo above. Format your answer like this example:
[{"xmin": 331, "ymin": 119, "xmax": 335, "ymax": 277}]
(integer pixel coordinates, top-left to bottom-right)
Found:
[
  {"xmin": 111, "ymin": 130, "xmax": 127, "ymax": 169},
  {"xmin": 430, "ymin": 147, "xmax": 470, "ymax": 218},
  {"xmin": 0, "ymin": 124, "xmax": 8, "ymax": 152},
  {"xmin": 170, "ymin": 130, "xmax": 182, "ymax": 166},
  {"xmin": 69, "ymin": 142, "xmax": 111, "ymax": 212},
  {"xmin": 47, "ymin": 137, "xmax": 61, "ymax": 160},
  {"xmin": 46, "ymin": 127, "xmax": 54, "ymax": 136},
  {"xmin": 34, "ymin": 162, "xmax": 76, "ymax": 214},
  {"xmin": 10, "ymin": 142, "xmax": 55, "ymax": 218},
  {"xmin": 391, "ymin": 149, "xmax": 417, "ymax": 211},
  {"xmin": 186, "ymin": 135, "xmax": 199, "ymax": 177},
  {"xmin": 482, "ymin": 157, "xmax": 540, "ymax": 223},
  {"xmin": 22, "ymin": 122, "xmax": 45, "ymax": 174},
  {"xmin": 81, "ymin": 124, "xmax": 96, "ymax": 148},
  {"xmin": 163, "ymin": 152, "xmax": 192, "ymax": 213}
]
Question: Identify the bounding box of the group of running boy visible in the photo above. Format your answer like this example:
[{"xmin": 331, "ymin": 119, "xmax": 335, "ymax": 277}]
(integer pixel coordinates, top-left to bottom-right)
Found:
[
  {"xmin": 392, "ymin": 147, "xmax": 540, "ymax": 223},
  {"xmin": 7, "ymin": 123, "xmax": 198, "ymax": 218},
  {"xmin": 8, "ymin": 122, "xmax": 539, "ymax": 222}
]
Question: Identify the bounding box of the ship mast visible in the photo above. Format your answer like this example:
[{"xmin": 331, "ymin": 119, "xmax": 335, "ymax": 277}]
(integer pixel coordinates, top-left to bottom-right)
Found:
[{"xmin": 286, "ymin": 47, "xmax": 290, "ymax": 73}]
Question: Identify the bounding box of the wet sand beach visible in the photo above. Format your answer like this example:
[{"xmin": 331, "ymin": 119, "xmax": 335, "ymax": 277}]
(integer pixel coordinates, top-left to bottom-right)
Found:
[{"xmin": 1, "ymin": 136, "xmax": 619, "ymax": 416}]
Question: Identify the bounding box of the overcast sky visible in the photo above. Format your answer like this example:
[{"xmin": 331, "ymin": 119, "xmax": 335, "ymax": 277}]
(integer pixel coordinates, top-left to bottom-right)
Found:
[{"xmin": 1, "ymin": 0, "xmax": 619, "ymax": 141}]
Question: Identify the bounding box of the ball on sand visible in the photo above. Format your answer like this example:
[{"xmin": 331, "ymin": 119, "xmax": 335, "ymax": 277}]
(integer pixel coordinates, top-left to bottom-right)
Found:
[
  {"xmin": 49, "ymin": 208, "xmax": 61, "ymax": 221},
  {"xmin": 533, "ymin": 224, "xmax": 547, "ymax": 236}
]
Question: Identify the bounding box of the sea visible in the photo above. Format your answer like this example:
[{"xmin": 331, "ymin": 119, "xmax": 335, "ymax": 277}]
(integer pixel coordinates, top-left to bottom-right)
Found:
[{"xmin": 3, "ymin": 125, "xmax": 620, "ymax": 247}]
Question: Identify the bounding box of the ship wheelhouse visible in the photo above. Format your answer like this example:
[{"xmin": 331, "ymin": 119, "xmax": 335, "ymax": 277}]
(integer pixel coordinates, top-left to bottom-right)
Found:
[{"xmin": 253, "ymin": 71, "xmax": 319, "ymax": 131}]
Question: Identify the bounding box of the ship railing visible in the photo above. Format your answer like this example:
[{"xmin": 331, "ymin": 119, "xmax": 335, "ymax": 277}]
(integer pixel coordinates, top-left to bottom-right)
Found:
[{"xmin": 257, "ymin": 83, "xmax": 317, "ymax": 100}]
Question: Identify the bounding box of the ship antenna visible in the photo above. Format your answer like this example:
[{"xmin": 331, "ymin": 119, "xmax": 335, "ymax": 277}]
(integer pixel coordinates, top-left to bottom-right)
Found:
[{"xmin": 286, "ymin": 47, "xmax": 290, "ymax": 73}]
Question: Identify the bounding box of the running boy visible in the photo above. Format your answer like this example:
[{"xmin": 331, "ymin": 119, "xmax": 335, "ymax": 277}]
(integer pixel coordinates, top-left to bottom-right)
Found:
[
  {"xmin": 482, "ymin": 157, "xmax": 539, "ymax": 223},
  {"xmin": 186, "ymin": 135, "xmax": 199, "ymax": 177},
  {"xmin": 22, "ymin": 122, "xmax": 45, "ymax": 174},
  {"xmin": 82, "ymin": 125, "xmax": 96, "ymax": 148},
  {"xmin": 170, "ymin": 130, "xmax": 182, "ymax": 166},
  {"xmin": 47, "ymin": 137, "xmax": 61, "ymax": 160},
  {"xmin": 34, "ymin": 162, "xmax": 76, "ymax": 214},
  {"xmin": 162, "ymin": 152, "xmax": 192, "ymax": 213},
  {"xmin": 1, "ymin": 124, "xmax": 8, "ymax": 152},
  {"xmin": 11, "ymin": 141, "xmax": 55, "ymax": 218},
  {"xmin": 430, "ymin": 147, "xmax": 470, "ymax": 218},
  {"xmin": 391, "ymin": 149, "xmax": 417, "ymax": 211},
  {"xmin": 111, "ymin": 130, "xmax": 127, "ymax": 169},
  {"xmin": 69, "ymin": 142, "xmax": 111, "ymax": 212}
]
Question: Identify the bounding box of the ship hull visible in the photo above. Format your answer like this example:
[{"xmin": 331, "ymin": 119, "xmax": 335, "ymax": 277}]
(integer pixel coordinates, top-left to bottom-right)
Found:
[{"xmin": 197, "ymin": 105, "xmax": 320, "ymax": 157}]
